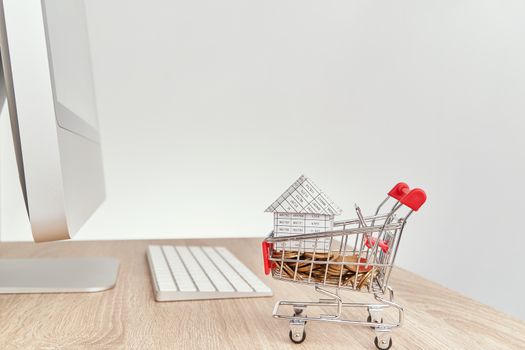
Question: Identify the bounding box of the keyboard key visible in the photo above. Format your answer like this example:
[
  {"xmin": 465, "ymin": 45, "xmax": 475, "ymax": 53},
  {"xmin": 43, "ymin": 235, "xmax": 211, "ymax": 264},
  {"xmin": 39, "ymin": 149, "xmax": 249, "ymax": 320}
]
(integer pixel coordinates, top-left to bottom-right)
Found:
[
  {"xmin": 148, "ymin": 246, "xmax": 177, "ymax": 291},
  {"xmin": 202, "ymin": 247, "xmax": 253, "ymax": 293},
  {"xmin": 162, "ymin": 245, "xmax": 196, "ymax": 292},
  {"xmin": 216, "ymin": 247, "xmax": 272, "ymax": 293},
  {"xmin": 175, "ymin": 246, "xmax": 215, "ymax": 292},
  {"xmin": 189, "ymin": 246, "xmax": 234, "ymax": 292}
]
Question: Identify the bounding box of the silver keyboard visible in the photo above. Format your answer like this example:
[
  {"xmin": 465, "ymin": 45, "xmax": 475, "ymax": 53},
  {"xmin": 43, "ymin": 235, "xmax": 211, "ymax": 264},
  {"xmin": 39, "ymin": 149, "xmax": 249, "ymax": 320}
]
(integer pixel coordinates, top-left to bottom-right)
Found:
[{"xmin": 147, "ymin": 245, "xmax": 273, "ymax": 301}]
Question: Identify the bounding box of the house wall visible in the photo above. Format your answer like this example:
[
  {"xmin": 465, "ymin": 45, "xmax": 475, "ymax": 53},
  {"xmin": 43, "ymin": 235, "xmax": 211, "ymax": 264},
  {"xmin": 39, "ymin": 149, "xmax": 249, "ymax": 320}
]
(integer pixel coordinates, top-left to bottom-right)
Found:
[
  {"xmin": 273, "ymin": 213, "xmax": 333, "ymax": 251},
  {"xmin": 1, "ymin": 0, "xmax": 524, "ymax": 320},
  {"xmin": 273, "ymin": 213, "xmax": 334, "ymax": 236}
]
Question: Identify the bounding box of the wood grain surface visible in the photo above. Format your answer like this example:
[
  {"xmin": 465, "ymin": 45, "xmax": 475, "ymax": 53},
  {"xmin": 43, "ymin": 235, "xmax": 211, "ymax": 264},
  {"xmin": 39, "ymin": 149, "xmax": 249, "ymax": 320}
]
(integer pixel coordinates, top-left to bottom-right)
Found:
[{"xmin": 0, "ymin": 238, "xmax": 523, "ymax": 349}]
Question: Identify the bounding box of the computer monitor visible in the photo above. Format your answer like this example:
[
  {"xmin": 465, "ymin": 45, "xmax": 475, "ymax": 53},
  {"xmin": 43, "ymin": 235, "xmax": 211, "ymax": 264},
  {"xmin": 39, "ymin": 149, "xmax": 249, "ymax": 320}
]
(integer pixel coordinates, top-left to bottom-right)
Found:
[{"xmin": 0, "ymin": 0, "xmax": 118, "ymax": 293}]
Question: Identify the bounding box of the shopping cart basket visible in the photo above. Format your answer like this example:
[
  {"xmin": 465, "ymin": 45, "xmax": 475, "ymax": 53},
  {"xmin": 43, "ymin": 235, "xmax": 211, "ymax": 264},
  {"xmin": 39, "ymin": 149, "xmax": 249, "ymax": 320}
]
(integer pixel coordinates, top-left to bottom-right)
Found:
[{"xmin": 262, "ymin": 182, "xmax": 426, "ymax": 349}]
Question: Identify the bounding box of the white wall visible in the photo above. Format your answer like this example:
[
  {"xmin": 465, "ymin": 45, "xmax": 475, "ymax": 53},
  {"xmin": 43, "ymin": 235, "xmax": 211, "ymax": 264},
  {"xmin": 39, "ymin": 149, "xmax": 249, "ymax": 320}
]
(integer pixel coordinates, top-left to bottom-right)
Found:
[{"xmin": 1, "ymin": 0, "xmax": 524, "ymax": 320}]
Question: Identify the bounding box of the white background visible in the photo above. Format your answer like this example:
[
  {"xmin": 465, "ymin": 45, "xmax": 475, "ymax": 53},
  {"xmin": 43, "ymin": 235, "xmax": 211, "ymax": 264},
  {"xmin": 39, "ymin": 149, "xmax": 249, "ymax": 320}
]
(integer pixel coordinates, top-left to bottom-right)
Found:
[{"xmin": 1, "ymin": 0, "xmax": 524, "ymax": 320}]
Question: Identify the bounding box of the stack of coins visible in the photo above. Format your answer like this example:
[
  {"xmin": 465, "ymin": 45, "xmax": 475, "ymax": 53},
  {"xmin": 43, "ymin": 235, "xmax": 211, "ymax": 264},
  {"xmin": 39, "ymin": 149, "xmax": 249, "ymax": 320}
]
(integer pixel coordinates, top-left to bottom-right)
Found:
[{"xmin": 272, "ymin": 251, "xmax": 377, "ymax": 290}]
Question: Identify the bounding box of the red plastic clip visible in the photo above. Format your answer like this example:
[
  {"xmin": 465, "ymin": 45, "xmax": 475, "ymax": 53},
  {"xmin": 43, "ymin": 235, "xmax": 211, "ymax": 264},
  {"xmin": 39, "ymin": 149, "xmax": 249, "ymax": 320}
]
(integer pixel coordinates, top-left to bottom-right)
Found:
[
  {"xmin": 262, "ymin": 241, "xmax": 273, "ymax": 275},
  {"xmin": 365, "ymin": 236, "xmax": 389, "ymax": 253}
]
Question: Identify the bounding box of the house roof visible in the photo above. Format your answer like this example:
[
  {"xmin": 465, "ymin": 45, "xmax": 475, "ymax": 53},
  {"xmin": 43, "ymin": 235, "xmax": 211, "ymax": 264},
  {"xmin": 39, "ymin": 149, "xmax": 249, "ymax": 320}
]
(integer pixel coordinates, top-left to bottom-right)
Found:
[{"xmin": 265, "ymin": 175, "xmax": 342, "ymax": 216}]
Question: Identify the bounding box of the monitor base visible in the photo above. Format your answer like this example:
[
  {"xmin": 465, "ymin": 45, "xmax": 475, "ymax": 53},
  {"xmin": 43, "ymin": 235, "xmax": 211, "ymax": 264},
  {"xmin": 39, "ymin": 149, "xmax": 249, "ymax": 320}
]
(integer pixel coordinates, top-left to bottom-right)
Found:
[{"xmin": 0, "ymin": 257, "xmax": 119, "ymax": 293}]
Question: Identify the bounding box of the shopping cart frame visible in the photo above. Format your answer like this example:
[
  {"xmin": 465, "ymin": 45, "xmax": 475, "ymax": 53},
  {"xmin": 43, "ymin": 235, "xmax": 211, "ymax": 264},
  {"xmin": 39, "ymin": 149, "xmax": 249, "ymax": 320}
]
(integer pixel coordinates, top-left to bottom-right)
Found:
[{"xmin": 262, "ymin": 182, "xmax": 426, "ymax": 349}]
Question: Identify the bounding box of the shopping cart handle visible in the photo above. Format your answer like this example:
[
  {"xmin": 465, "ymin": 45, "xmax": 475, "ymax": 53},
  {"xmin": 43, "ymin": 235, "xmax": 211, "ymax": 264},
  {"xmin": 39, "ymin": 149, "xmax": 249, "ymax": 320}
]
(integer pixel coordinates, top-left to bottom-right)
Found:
[
  {"xmin": 388, "ymin": 182, "xmax": 427, "ymax": 211},
  {"xmin": 262, "ymin": 241, "xmax": 273, "ymax": 275},
  {"xmin": 388, "ymin": 182, "xmax": 409, "ymax": 201},
  {"xmin": 400, "ymin": 188, "xmax": 427, "ymax": 211}
]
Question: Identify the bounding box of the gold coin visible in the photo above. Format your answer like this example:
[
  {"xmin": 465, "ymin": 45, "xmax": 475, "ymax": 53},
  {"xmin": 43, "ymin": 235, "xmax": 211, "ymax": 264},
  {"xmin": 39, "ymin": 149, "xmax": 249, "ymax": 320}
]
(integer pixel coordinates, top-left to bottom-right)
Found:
[
  {"xmin": 273, "ymin": 251, "xmax": 299, "ymax": 258},
  {"xmin": 304, "ymin": 252, "xmax": 339, "ymax": 260},
  {"xmin": 357, "ymin": 269, "xmax": 376, "ymax": 290},
  {"xmin": 296, "ymin": 259, "xmax": 312, "ymax": 267},
  {"xmin": 344, "ymin": 275, "xmax": 356, "ymax": 286},
  {"xmin": 327, "ymin": 269, "xmax": 347, "ymax": 278},
  {"xmin": 297, "ymin": 265, "xmax": 314, "ymax": 273},
  {"xmin": 333, "ymin": 255, "xmax": 359, "ymax": 264},
  {"xmin": 348, "ymin": 257, "xmax": 373, "ymax": 273},
  {"xmin": 284, "ymin": 263, "xmax": 303, "ymax": 280},
  {"xmin": 274, "ymin": 263, "xmax": 287, "ymax": 278}
]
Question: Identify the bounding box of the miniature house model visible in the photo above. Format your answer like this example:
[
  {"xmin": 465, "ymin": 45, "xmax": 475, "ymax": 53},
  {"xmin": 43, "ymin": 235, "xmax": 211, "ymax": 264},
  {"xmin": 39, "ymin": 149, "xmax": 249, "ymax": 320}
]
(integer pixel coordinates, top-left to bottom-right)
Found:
[{"xmin": 265, "ymin": 175, "xmax": 342, "ymax": 251}]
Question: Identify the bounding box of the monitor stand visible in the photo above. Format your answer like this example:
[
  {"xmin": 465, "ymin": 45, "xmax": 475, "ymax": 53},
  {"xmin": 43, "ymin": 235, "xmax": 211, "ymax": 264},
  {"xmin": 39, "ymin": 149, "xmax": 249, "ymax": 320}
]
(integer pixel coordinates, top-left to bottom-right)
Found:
[
  {"xmin": 0, "ymin": 257, "xmax": 119, "ymax": 294},
  {"xmin": 0, "ymin": 65, "xmax": 119, "ymax": 294}
]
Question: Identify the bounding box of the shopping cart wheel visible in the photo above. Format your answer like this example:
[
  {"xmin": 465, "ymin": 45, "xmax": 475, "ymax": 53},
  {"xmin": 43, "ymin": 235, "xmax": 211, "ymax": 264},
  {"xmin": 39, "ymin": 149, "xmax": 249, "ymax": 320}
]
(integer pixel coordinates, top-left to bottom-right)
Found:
[
  {"xmin": 367, "ymin": 315, "xmax": 383, "ymax": 328},
  {"xmin": 293, "ymin": 307, "xmax": 304, "ymax": 316},
  {"xmin": 374, "ymin": 336, "xmax": 393, "ymax": 350},
  {"xmin": 289, "ymin": 330, "xmax": 306, "ymax": 344}
]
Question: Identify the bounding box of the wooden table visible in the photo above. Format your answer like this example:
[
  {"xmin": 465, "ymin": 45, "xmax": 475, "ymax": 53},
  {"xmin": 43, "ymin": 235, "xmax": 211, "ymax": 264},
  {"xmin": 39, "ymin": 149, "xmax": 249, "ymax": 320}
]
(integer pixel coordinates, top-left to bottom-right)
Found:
[{"xmin": 0, "ymin": 239, "xmax": 523, "ymax": 349}]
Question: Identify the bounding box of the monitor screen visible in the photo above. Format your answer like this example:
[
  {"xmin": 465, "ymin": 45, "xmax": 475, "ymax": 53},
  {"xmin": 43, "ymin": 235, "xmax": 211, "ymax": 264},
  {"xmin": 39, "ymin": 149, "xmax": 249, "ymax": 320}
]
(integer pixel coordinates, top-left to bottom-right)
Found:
[
  {"xmin": 42, "ymin": 0, "xmax": 99, "ymax": 141},
  {"xmin": 0, "ymin": 0, "xmax": 105, "ymax": 241}
]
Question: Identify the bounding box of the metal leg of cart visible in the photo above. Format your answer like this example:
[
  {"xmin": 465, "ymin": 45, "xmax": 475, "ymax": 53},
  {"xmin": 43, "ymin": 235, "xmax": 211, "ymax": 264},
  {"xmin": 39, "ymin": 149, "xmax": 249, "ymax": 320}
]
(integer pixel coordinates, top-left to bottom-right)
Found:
[
  {"xmin": 371, "ymin": 287, "xmax": 402, "ymax": 350},
  {"xmin": 367, "ymin": 307, "xmax": 383, "ymax": 326}
]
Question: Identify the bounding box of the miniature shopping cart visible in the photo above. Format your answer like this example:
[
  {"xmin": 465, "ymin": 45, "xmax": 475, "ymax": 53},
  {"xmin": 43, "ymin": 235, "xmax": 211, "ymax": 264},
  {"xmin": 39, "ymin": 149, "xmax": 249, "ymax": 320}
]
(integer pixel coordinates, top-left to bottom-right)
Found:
[{"xmin": 262, "ymin": 182, "xmax": 426, "ymax": 350}]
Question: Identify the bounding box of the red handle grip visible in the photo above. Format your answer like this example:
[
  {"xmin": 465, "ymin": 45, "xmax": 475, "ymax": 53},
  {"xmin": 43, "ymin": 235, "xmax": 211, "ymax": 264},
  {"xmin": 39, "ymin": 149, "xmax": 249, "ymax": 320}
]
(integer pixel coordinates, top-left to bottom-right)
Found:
[
  {"xmin": 400, "ymin": 188, "xmax": 427, "ymax": 211},
  {"xmin": 388, "ymin": 182, "xmax": 409, "ymax": 201},
  {"xmin": 388, "ymin": 182, "xmax": 427, "ymax": 211},
  {"xmin": 262, "ymin": 241, "xmax": 273, "ymax": 275}
]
